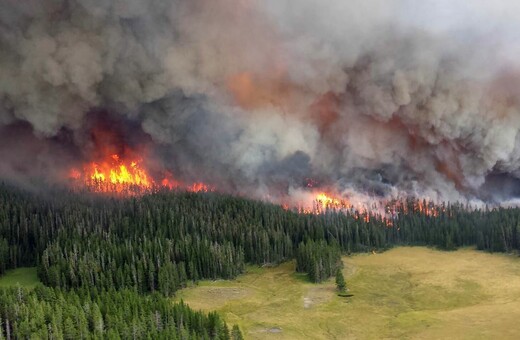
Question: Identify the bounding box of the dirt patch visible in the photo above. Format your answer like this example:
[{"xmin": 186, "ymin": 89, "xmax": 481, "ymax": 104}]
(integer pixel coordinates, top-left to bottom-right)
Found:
[
  {"xmin": 303, "ymin": 297, "xmax": 312, "ymax": 309},
  {"xmin": 255, "ymin": 327, "xmax": 283, "ymax": 333},
  {"xmin": 267, "ymin": 327, "xmax": 283, "ymax": 333},
  {"xmin": 303, "ymin": 286, "xmax": 334, "ymax": 309}
]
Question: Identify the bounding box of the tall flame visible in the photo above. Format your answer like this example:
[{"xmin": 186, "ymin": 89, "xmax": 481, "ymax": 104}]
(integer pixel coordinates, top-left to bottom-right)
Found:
[
  {"xmin": 69, "ymin": 153, "xmax": 153, "ymax": 194},
  {"xmin": 69, "ymin": 153, "xmax": 214, "ymax": 195},
  {"xmin": 88, "ymin": 154, "xmax": 151, "ymax": 188}
]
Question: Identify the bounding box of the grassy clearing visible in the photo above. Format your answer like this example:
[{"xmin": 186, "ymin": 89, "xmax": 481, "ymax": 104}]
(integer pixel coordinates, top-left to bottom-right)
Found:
[
  {"xmin": 175, "ymin": 247, "xmax": 520, "ymax": 339},
  {"xmin": 0, "ymin": 267, "xmax": 40, "ymax": 289}
]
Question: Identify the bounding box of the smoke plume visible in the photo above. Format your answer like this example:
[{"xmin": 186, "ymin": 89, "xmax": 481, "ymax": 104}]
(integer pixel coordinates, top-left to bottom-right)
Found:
[{"xmin": 2, "ymin": 0, "xmax": 520, "ymax": 203}]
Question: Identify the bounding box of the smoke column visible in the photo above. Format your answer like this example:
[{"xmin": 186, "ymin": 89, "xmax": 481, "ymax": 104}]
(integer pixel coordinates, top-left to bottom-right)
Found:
[{"xmin": 2, "ymin": 0, "xmax": 520, "ymax": 203}]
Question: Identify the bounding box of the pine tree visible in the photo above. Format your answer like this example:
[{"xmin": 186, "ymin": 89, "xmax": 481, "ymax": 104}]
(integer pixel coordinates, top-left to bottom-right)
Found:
[
  {"xmin": 335, "ymin": 269, "xmax": 346, "ymax": 292},
  {"xmin": 63, "ymin": 317, "xmax": 77, "ymax": 340},
  {"xmin": 231, "ymin": 325, "xmax": 244, "ymax": 340},
  {"xmin": 91, "ymin": 303, "xmax": 104, "ymax": 336}
]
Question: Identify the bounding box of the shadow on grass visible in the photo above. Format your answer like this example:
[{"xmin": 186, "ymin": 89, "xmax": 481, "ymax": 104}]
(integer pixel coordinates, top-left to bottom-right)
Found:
[{"xmin": 338, "ymin": 293, "xmax": 354, "ymax": 298}]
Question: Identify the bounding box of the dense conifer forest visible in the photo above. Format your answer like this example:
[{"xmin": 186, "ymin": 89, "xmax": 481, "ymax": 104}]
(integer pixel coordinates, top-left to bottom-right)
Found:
[
  {"xmin": 1, "ymin": 183, "xmax": 520, "ymax": 338},
  {"xmin": 0, "ymin": 286, "xmax": 233, "ymax": 339}
]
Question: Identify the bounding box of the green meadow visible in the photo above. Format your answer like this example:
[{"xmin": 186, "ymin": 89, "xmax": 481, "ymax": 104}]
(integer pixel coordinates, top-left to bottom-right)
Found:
[
  {"xmin": 176, "ymin": 247, "xmax": 520, "ymax": 339},
  {"xmin": 0, "ymin": 267, "xmax": 40, "ymax": 289}
]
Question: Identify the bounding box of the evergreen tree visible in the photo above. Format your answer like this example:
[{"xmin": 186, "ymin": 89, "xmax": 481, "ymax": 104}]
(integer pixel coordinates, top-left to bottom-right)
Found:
[
  {"xmin": 335, "ymin": 269, "xmax": 346, "ymax": 292},
  {"xmin": 231, "ymin": 325, "xmax": 244, "ymax": 340},
  {"xmin": 0, "ymin": 286, "xmax": 233, "ymax": 339}
]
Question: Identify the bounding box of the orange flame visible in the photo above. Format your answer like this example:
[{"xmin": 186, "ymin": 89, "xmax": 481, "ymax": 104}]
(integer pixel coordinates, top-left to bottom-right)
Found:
[
  {"xmin": 90, "ymin": 155, "xmax": 150, "ymax": 187},
  {"xmin": 314, "ymin": 192, "xmax": 351, "ymax": 213},
  {"xmin": 69, "ymin": 153, "xmax": 153, "ymax": 194},
  {"xmin": 69, "ymin": 155, "xmax": 213, "ymax": 196},
  {"xmin": 283, "ymin": 191, "xmax": 353, "ymax": 214},
  {"xmin": 188, "ymin": 182, "xmax": 213, "ymax": 193}
]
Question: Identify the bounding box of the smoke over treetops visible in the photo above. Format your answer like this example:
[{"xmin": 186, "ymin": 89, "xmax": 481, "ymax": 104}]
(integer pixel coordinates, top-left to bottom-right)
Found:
[{"xmin": 2, "ymin": 0, "xmax": 520, "ymax": 205}]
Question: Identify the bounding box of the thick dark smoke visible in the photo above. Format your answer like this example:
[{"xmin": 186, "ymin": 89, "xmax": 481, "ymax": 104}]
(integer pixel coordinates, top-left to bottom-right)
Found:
[{"xmin": 2, "ymin": 0, "xmax": 520, "ymax": 203}]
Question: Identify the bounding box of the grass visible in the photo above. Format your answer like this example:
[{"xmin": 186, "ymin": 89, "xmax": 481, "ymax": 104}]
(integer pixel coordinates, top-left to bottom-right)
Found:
[
  {"xmin": 0, "ymin": 267, "xmax": 40, "ymax": 289},
  {"xmin": 175, "ymin": 247, "xmax": 520, "ymax": 339}
]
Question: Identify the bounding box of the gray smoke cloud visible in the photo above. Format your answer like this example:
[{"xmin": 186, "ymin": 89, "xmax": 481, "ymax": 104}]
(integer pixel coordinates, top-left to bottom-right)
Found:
[{"xmin": 2, "ymin": 0, "xmax": 520, "ymax": 203}]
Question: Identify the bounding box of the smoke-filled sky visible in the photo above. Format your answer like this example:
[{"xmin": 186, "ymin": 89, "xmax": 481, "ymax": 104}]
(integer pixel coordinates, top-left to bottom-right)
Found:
[{"xmin": 2, "ymin": 0, "xmax": 520, "ymax": 203}]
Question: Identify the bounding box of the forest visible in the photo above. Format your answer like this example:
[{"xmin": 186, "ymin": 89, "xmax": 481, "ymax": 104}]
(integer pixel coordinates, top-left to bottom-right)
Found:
[
  {"xmin": 0, "ymin": 286, "xmax": 237, "ymax": 339},
  {"xmin": 1, "ymin": 183, "xmax": 520, "ymax": 338}
]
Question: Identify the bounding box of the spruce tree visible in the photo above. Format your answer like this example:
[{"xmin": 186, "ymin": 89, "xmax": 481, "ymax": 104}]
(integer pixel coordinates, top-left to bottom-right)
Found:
[
  {"xmin": 335, "ymin": 269, "xmax": 346, "ymax": 292},
  {"xmin": 231, "ymin": 325, "xmax": 244, "ymax": 340}
]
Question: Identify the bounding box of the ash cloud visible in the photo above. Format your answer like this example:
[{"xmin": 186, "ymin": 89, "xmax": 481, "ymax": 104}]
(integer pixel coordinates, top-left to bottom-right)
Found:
[{"xmin": 2, "ymin": 0, "xmax": 520, "ymax": 202}]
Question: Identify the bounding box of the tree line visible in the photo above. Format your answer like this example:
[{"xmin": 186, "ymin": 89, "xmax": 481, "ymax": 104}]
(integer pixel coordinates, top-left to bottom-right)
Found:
[
  {"xmin": 0, "ymin": 286, "xmax": 242, "ymax": 339},
  {"xmin": 296, "ymin": 240, "xmax": 342, "ymax": 283}
]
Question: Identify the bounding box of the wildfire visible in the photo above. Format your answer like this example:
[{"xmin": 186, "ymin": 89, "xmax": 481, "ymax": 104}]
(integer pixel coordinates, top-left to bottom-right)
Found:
[
  {"xmin": 288, "ymin": 191, "xmax": 352, "ymax": 214},
  {"xmin": 416, "ymin": 200, "xmax": 440, "ymax": 217},
  {"xmin": 315, "ymin": 192, "xmax": 349, "ymax": 212},
  {"xmin": 69, "ymin": 154, "xmax": 213, "ymax": 195},
  {"xmin": 285, "ymin": 188, "xmax": 449, "ymax": 229},
  {"xmin": 66, "ymin": 118, "xmax": 215, "ymax": 196},
  {"xmin": 69, "ymin": 154, "xmax": 152, "ymax": 194},
  {"xmin": 162, "ymin": 176, "xmax": 214, "ymax": 193},
  {"xmin": 92, "ymin": 154, "xmax": 150, "ymax": 186},
  {"xmin": 316, "ymin": 193, "xmax": 341, "ymax": 206},
  {"xmin": 188, "ymin": 182, "xmax": 213, "ymax": 193}
]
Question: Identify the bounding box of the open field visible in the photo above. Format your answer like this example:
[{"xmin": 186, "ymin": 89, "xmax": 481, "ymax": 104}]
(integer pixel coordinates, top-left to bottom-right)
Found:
[
  {"xmin": 176, "ymin": 247, "xmax": 520, "ymax": 339},
  {"xmin": 0, "ymin": 267, "xmax": 40, "ymax": 288}
]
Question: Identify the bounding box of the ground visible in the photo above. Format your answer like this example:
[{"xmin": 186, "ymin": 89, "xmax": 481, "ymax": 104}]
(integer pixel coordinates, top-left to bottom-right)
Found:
[
  {"xmin": 175, "ymin": 247, "xmax": 520, "ymax": 339},
  {"xmin": 0, "ymin": 267, "xmax": 40, "ymax": 288}
]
